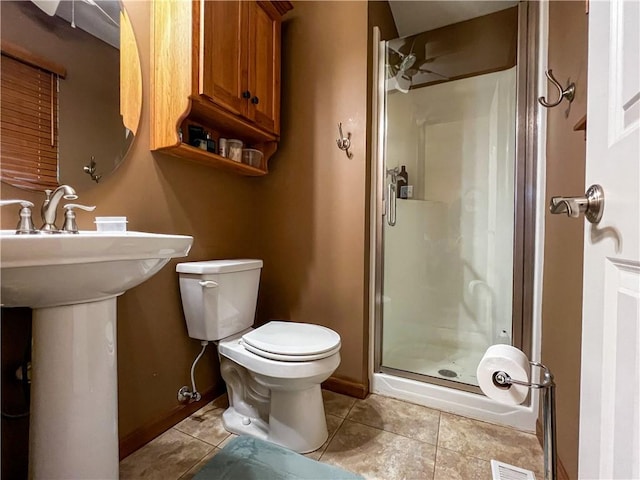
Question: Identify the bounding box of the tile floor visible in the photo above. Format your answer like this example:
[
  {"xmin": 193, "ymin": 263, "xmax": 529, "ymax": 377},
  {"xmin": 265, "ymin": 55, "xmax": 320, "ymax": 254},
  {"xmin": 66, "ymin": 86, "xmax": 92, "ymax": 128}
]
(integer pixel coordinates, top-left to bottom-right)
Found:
[{"xmin": 120, "ymin": 391, "xmax": 544, "ymax": 480}]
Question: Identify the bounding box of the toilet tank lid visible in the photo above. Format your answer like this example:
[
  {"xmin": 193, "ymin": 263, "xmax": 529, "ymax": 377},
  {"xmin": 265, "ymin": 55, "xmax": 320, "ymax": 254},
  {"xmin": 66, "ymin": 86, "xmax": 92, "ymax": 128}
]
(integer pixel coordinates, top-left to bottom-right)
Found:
[{"xmin": 176, "ymin": 259, "xmax": 263, "ymax": 274}]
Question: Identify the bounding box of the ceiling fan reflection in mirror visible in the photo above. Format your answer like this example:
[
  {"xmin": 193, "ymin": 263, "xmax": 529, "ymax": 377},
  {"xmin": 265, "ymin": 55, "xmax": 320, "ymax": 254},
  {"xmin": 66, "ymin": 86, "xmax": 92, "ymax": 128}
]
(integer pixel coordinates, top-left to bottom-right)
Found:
[{"xmin": 31, "ymin": 0, "xmax": 120, "ymax": 47}]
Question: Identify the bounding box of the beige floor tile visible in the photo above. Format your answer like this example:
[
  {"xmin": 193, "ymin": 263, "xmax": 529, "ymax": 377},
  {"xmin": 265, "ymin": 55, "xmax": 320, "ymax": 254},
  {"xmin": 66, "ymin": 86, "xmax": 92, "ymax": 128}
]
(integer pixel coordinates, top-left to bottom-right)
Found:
[
  {"xmin": 321, "ymin": 419, "xmax": 436, "ymax": 480},
  {"xmin": 438, "ymin": 412, "xmax": 544, "ymax": 477},
  {"xmin": 347, "ymin": 394, "xmax": 440, "ymax": 445},
  {"xmin": 119, "ymin": 428, "xmax": 213, "ymax": 480},
  {"xmin": 304, "ymin": 414, "xmax": 344, "ymax": 460},
  {"xmin": 174, "ymin": 402, "xmax": 231, "ymax": 447},
  {"xmin": 210, "ymin": 392, "xmax": 229, "ymax": 409},
  {"xmin": 322, "ymin": 389, "xmax": 357, "ymax": 418},
  {"xmin": 433, "ymin": 447, "xmax": 491, "ymax": 480},
  {"xmin": 178, "ymin": 448, "xmax": 220, "ymax": 480}
]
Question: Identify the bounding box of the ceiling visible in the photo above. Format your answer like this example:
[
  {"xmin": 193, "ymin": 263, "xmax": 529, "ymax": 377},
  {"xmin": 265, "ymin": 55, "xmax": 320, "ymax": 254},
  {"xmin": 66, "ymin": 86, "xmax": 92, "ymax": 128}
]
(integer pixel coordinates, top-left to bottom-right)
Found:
[
  {"xmin": 31, "ymin": 0, "xmax": 120, "ymax": 48},
  {"xmin": 388, "ymin": 0, "xmax": 519, "ymax": 38}
]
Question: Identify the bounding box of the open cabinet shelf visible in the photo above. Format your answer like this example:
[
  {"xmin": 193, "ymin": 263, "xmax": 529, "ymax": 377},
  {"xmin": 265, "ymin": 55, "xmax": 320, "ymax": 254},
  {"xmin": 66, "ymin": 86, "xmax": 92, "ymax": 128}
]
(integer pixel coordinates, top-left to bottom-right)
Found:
[{"xmin": 158, "ymin": 142, "xmax": 268, "ymax": 176}]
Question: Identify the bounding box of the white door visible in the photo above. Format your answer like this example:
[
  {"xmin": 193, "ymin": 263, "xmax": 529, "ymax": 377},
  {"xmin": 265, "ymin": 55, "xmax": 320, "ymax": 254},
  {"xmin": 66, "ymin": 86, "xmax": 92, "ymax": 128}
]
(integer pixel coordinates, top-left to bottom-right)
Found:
[{"xmin": 579, "ymin": 1, "xmax": 640, "ymax": 479}]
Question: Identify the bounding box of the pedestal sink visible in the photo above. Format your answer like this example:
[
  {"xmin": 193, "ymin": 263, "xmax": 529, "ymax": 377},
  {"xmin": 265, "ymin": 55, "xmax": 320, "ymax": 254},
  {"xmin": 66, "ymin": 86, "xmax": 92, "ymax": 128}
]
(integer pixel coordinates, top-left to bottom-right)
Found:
[{"xmin": 0, "ymin": 230, "xmax": 193, "ymax": 479}]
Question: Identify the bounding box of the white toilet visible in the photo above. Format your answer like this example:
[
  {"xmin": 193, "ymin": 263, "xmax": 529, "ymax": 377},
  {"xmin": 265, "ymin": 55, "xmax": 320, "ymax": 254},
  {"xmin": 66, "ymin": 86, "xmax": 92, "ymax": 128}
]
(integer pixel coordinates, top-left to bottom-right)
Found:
[{"xmin": 176, "ymin": 259, "xmax": 341, "ymax": 453}]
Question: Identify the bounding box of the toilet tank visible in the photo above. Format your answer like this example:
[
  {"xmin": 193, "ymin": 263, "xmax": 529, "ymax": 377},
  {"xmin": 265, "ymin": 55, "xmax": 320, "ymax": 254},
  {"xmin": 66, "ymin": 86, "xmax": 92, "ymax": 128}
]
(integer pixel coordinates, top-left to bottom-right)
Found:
[{"xmin": 176, "ymin": 259, "xmax": 263, "ymax": 341}]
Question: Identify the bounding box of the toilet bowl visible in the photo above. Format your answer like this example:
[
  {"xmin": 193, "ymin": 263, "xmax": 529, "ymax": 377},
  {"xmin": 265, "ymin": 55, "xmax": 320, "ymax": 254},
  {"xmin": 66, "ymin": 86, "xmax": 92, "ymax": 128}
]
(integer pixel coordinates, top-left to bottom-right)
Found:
[{"xmin": 176, "ymin": 259, "xmax": 342, "ymax": 453}]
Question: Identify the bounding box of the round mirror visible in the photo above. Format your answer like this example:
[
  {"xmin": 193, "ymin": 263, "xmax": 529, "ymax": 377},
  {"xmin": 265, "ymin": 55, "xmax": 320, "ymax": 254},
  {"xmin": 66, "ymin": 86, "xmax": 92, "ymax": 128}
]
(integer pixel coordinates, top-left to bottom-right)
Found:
[{"xmin": 0, "ymin": 0, "xmax": 142, "ymax": 192}]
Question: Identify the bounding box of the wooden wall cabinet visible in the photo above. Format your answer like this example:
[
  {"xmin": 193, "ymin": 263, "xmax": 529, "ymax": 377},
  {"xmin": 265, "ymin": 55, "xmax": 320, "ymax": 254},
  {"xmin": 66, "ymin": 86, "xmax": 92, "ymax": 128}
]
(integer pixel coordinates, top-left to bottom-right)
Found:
[
  {"xmin": 200, "ymin": 1, "xmax": 282, "ymax": 135},
  {"xmin": 151, "ymin": 0, "xmax": 292, "ymax": 176}
]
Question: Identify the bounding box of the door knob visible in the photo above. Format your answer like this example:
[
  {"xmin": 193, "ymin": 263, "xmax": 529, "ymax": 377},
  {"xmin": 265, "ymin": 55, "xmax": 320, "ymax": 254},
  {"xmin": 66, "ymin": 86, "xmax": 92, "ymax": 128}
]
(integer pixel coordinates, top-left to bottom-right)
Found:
[
  {"xmin": 242, "ymin": 91, "xmax": 251, "ymax": 99},
  {"xmin": 251, "ymin": 96, "xmax": 259, "ymax": 105},
  {"xmin": 549, "ymin": 184, "xmax": 604, "ymax": 224}
]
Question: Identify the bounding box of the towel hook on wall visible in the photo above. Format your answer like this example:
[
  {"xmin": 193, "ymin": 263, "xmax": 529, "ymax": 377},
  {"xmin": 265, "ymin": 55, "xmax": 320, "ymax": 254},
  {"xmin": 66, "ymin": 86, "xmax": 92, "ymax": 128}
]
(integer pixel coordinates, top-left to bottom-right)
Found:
[
  {"xmin": 538, "ymin": 69, "xmax": 575, "ymax": 108},
  {"xmin": 336, "ymin": 122, "xmax": 354, "ymax": 159}
]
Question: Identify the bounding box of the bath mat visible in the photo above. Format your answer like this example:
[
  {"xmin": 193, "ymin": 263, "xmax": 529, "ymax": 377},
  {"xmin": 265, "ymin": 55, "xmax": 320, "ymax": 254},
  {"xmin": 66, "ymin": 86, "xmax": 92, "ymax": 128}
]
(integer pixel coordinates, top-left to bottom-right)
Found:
[{"xmin": 193, "ymin": 435, "xmax": 363, "ymax": 480}]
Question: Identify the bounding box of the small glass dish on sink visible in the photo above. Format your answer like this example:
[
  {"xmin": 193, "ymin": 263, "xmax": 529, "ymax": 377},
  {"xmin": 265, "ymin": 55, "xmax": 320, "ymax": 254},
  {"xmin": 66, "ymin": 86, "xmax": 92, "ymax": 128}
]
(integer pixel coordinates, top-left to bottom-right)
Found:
[{"xmin": 95, "ymin": 216, "xmax": 128, "ymax": 232}]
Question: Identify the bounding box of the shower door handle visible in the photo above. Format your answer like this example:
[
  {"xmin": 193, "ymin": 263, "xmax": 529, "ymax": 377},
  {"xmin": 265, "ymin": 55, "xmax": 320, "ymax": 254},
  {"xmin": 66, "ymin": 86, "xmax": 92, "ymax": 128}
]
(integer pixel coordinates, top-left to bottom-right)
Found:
[{"xmin": 386, "ymin": 183, "xmax": 397, "ymax": 226}]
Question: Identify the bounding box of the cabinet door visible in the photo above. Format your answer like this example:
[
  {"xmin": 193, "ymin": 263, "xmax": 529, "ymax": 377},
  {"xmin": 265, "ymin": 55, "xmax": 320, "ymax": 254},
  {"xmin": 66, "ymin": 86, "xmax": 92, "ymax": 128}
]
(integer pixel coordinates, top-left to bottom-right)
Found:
[
  {"xmin": 246, "ymin": 2, "xmax": 280, "ymax": 135},
  {"xmin": 199, "ymin": 0, "xmax": 248, "ymax": 116}
]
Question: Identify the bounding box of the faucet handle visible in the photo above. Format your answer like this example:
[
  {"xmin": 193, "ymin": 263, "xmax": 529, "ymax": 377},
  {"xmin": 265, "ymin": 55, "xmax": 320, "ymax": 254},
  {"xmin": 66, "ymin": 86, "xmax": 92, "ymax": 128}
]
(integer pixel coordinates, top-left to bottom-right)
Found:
[
  {"xmin": 0, "ymin": 199, "xmax": 34, "ymax": 208},
  {"xmin": 63, "ymin": 203, "xmax": 96, "ymax": 211},
  {"xmin": 61, "ymin": 204, "xmax": 96, "ymax": 234},
  {"xmin": 0, "ymin": 200, "xmax": 38, "ymax": 234}
]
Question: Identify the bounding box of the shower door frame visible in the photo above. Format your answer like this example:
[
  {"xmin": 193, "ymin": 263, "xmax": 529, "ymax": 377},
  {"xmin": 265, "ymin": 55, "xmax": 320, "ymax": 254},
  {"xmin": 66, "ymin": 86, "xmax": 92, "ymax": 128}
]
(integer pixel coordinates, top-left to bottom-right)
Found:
[{"xmin": 371, "ymin": 2, "xmax": 540, "ymax": 395}]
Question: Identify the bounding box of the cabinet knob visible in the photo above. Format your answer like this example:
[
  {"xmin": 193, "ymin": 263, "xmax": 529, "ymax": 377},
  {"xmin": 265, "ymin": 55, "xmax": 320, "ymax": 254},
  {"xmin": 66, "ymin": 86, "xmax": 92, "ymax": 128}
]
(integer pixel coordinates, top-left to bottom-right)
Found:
[
  {"xmin": 251, "ymin": 96, "xmax": 259, "ymax": 105},
  {"xmin": 242, "ymin": 91, "xmax": 251, "ymax": 99}
]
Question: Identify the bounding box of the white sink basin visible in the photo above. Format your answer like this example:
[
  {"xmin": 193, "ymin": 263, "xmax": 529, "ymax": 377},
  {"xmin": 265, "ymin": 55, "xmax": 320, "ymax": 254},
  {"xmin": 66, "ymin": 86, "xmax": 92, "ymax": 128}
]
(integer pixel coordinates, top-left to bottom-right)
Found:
[
  {"xmin": 0, "ymin": 230, "xmax": 193, "ymax": 308},
  {"xmin": 0, "ymin": 229, "xmax": 193, "ymax": 478}
]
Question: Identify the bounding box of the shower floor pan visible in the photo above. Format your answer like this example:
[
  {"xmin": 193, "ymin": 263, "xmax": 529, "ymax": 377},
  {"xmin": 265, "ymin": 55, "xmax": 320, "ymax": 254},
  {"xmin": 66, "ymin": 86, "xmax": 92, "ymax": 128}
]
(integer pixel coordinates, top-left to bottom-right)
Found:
[{"xmin": 382, "ymin": 341, "xmax": 486, "ymax": 386}]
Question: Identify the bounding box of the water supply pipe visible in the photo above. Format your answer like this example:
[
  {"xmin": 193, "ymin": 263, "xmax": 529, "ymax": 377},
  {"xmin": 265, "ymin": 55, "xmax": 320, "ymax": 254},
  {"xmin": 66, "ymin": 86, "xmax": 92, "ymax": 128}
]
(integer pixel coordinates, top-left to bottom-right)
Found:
[{"xmin": 177, "ymin": 341, "xmax": 209, "ymax": 403}]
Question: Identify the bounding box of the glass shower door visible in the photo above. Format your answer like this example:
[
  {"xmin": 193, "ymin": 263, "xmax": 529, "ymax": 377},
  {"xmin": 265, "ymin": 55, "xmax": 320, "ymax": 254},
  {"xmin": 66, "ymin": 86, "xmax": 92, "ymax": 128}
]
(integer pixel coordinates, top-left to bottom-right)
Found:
[{"xmin": 380, "ymin": 40, "xmax": 517, "ymax": 388}]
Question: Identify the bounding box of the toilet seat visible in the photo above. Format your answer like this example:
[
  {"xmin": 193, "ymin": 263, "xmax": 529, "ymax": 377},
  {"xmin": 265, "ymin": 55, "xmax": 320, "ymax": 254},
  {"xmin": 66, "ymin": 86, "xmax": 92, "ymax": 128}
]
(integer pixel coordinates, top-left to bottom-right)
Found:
[
  {"xmin": 241, "ymin": 341, "xmax": 342, "ymax": 362},
  {"xmin": 218, "ymin": 335, "xmax": 341, "ymax": 380},
  {"xmin": 240, "ymin": 321, "xmax": 341, "ymax": 362}
]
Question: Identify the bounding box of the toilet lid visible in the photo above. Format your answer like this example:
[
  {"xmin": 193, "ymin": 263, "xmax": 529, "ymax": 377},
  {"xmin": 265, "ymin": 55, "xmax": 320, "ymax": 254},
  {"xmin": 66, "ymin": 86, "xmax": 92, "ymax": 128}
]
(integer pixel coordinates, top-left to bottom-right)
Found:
[{"xmin": 241, "ymin": 321, "xmax": 341, "ymax": 359}]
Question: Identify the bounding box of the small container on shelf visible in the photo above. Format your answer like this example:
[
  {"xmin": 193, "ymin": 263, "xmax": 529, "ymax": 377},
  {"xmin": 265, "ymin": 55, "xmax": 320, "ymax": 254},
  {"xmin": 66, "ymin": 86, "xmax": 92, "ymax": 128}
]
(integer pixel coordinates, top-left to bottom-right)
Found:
[
  {"xmin": 227, "ymin": 139, "xmax": 243, "ymax": 162},
  {"xmin": 206, "ymin": 133, "xmax": 216, "ymax": 153},
  {"xmin": 242, "ymin": 148, "xmax": 263, "ymax": 168},
  {"xmin": 219, "ymin": 138, "xmax": 228, "ymax": 157},
  {"xmin": 188, "ymin": 125, "xmax": 206, "ymax": 147}
]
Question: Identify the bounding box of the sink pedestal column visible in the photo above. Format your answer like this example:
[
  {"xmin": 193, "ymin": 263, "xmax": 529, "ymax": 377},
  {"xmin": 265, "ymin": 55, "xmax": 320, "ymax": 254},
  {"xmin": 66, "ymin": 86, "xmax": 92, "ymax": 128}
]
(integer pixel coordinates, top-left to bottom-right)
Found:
[{"xmin": 30, "ymin": 297, "xmax": 119, "ymax": 479}]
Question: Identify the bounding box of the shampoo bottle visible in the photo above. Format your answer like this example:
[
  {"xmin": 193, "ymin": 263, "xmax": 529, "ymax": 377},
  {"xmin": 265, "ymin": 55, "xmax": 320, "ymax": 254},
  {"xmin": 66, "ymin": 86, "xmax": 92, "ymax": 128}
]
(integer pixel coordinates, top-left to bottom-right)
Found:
[{"xmin": 397, "ymin": 165, "xmax": 409, "ymax": 199}]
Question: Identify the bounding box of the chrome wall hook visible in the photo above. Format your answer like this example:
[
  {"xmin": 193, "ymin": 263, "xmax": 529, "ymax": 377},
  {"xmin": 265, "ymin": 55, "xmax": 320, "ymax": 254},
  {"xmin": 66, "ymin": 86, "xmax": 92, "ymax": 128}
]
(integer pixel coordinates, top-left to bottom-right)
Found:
[
  {"xmin": 538, "ymin": 69, "xmax": 575, "ymax": 108},
  {"xmin": 83, "ymin": 156, "xmax": 102, "ymax": 183},
  {"xmin": 336, "ymin": 123, "xmax": 353, "ymax": 159}
]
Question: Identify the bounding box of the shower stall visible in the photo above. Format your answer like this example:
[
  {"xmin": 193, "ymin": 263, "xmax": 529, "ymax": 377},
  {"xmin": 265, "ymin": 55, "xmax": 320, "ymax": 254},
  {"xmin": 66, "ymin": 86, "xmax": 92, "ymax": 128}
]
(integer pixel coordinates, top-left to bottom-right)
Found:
[{"xmin": 370, "ymin": 2, "xmax": 541, "ymax": 430}]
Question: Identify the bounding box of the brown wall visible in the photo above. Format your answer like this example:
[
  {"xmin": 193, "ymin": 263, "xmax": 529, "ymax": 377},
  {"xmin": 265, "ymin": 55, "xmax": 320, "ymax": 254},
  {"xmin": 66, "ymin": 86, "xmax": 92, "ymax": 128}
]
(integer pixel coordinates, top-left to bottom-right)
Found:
[
  {"xmin": 0, "ymin": 0, "xmax": 372, "ymax": 472},
  {"xmin": 368, "ymin": 1, "xmax": 398, "ymax": 41},
  {"xmin": 255, "ymin": 1, "xmax": 370, "ymax": 389},
  {"xmin": 541, "ymin": 2, "xmax": 589, "ymax": 478}
]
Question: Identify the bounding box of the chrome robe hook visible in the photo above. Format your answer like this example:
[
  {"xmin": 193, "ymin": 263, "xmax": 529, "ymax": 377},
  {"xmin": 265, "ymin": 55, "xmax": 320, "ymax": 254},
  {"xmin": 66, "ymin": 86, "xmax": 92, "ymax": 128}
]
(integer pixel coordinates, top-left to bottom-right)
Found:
[
  {"xmin": 336, "ymin": 123, "xmax": 353, "ymax": 159},
  {"xmin": 538, "ymin": 70, "xmax": 575, "ymax": 108}
]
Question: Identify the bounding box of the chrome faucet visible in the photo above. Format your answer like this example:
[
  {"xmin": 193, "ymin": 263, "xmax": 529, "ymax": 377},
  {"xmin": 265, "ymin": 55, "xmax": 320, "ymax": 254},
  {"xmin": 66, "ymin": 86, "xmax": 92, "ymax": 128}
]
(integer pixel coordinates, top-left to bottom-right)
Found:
[{"xmin": 41, "ymin": 185, "xmax": 78, "ymax": 233}]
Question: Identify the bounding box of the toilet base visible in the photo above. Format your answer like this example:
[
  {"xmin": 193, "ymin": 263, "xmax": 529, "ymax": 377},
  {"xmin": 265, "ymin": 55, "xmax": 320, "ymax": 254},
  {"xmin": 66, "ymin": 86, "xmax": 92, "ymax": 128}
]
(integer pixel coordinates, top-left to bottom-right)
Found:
[
  {"xmin": 267, "ymin": 384, "xmax": 328, "ymax": 453},
  {"xmin": 222, "ymin": 407, "xmax": 269, "ymax": 441},
  {"xmin": 222, "ymin": 384, "xmax": 328, "ymax": 453}
]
